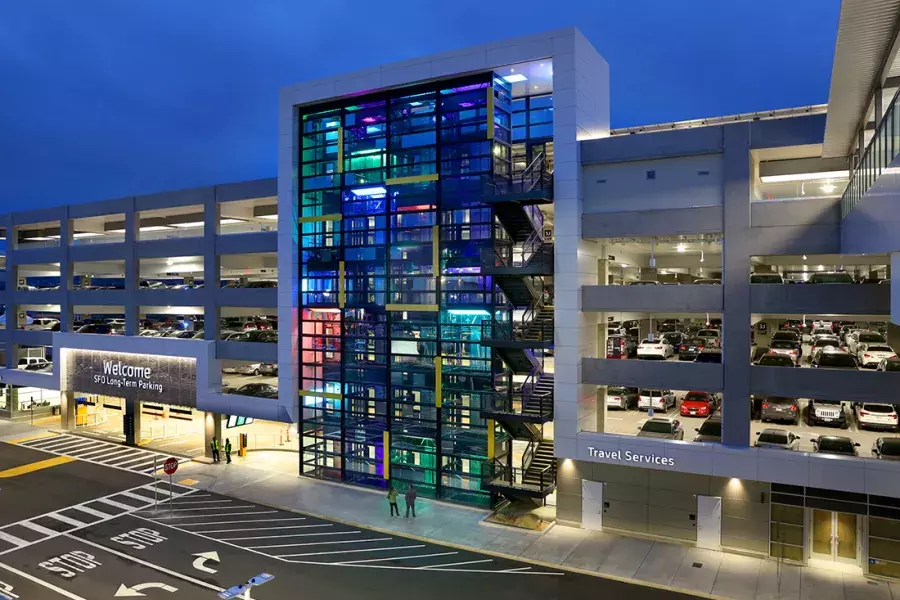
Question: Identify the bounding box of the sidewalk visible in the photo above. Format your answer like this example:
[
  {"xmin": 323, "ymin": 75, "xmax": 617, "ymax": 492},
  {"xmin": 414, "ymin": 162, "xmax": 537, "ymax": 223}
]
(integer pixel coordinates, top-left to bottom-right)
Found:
[{"xmin": 2, "ymin": 420, "xmax": 897, "ymax": 600}]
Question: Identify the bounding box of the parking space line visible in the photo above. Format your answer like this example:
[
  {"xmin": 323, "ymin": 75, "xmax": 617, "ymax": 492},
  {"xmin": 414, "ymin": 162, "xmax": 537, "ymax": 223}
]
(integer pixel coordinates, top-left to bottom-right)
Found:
[
  {"xmin": 170, "ymin": 517, "xmax": 311, "ymax": 528},
  {"xmin": 152, "ymin": 510, "xmax": 278, "ymax": 519},
  {"xmin": 278, "ymin": 544, "xmax": 426, "ymax": 559},
  {"xmin": 251, "ymin": 537, "xmax": 389, "ymax": 550},
  {"xmin": 220, "ymin": 530, "xmax": 356, "ymax": 541},
  {"xmin": 502, "ymin": 567, "xmax": 533, "ymax": 572},
  {"xmin": 147, "ymin": 504, "xmax": 258, "ymax": 513},
  {"xmin": 419, "ymin": 559, "xmax": 494, "ymax": 569},
  {"xmin": 62, "ymin": 533, "xmax": 224, "ymax": 594},
  {"xmin": 166, "ymin": 500, "xmax": 234, "ymax": 506},
  {"xmin": 0, "ymin": 561, "xmax": 88, "ymax": 599},
  {"xmin": 47, "ymin": 513, "xmax": 87, "ymax": 527},
  {"xmin": 335, "ymin": 551, "xmax": 458, "ymax": 565}
]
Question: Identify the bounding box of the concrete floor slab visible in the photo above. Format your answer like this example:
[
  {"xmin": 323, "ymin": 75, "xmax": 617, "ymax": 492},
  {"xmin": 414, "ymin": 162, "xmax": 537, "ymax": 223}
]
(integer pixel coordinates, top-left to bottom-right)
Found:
[
  {"xmin": 595, "ymin": 535, "xmax": 655, "ymax": 579},
  {"xmin": 710, "ymin": 553, "xmax": 762, "ymax": 600},
  {"xmin": 562, "ymin": 530, "xmax": 622, "ymax": 572},
  {"xmin": 669, "ymin": 547, "xmax": 723, "ymax": 595},
  {"xmin": 633, "ymin": 542, "xmax": 689, "ymax": 586}
]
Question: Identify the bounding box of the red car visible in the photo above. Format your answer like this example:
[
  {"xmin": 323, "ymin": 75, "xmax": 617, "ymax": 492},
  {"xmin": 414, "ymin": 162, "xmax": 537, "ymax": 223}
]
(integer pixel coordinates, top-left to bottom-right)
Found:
[{"xmin": 679, "ymin": 391, "xmax": 720, "ymax": 418}]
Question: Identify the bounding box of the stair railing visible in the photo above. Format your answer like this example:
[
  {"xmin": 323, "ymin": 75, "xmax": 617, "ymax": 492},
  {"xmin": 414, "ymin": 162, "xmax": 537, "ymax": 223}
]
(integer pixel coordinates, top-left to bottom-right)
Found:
[{"xmin": 522, "ymin": 440, "xmax": 537, "ymax": 473}]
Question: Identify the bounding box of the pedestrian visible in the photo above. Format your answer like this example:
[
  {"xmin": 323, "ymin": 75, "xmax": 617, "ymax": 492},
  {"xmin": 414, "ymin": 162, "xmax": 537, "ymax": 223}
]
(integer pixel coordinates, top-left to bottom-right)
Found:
[
  {"xmin": 224, "ymin": 438, "xmax": 232, "ymax": 464},
  {"xmin": 387, "ymin": 484, "xmax": 400, "ymax": 517},
  {"xmin": 210, "ymin": 437, "xmax": 220, "ymax": 462},
  {"xmin": 404, "ymin": 483, "xmax": 417, "ymax": 518}
]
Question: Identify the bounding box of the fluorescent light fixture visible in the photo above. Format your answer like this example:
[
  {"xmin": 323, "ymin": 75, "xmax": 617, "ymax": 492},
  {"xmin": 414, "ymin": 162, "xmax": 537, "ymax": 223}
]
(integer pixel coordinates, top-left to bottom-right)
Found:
[
  {"xmin": 73, "ymin": 232, "xmax": 104, "ymax": 238},
  {"xmin": 502, "ymin": 74, "xmax": 528, "ymax": 83},
  {"xmin": 759, "ymin": 170, "xmax": 849, "ymax": 183},
  {"xmin": 23, "ymin": 236, "xmax": 56, "ymax": 241},
  {"xmin": 258, "ymin": 214, "xmax": 278, "ymax": 221},
  {"xmin": 139, "ymin": 225, "xmax": 173, "ymax": 232},
  {"xmin": 447, "ymin": 309, "xmax": 491, "ymax": 316},
  {"xmin": 170, "ymin": 221, "xmax": 204, "ymax": 228},
  {"xmin": 820, "ymin": 183, "xmax": 837, "ymax": 194},
  {"xmin": 676, "ymin": 244, "xmax": 686, "ymax": 253},
  {"xmin": 350, "ymin": 186, "xmax": 387, "ymax": 198},
  {"xmin": 620, "ymin": 263, "xmax": 628, "ymax": 268},
  {"xmin": 309, "ymin": 308, "xmax": 341, "ymax": 314}
]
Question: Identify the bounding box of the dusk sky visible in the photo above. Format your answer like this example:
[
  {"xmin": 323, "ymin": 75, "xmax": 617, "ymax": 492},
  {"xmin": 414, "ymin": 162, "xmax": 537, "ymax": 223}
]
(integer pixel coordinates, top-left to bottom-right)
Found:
[{"xmin": 0, "ymin": 0, "xmax": 841, "ymax": 208}]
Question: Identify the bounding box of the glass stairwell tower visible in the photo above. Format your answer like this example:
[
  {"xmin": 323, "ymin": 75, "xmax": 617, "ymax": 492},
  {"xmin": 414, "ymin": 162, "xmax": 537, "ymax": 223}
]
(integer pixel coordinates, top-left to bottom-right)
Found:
[{"xmin": 299, "ymin": 66, "xmax": 555, "ymax": 507}]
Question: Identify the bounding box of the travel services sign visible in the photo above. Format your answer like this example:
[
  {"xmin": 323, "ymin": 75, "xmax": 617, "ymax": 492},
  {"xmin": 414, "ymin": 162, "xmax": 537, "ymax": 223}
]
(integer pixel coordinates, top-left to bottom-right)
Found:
[{"xmin": 63, "ymin": 350, "xmax": 197, "ymax": 407}]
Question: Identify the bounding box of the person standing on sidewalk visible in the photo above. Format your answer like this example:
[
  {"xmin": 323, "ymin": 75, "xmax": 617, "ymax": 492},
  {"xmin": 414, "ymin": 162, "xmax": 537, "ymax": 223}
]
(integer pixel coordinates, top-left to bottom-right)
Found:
[
  {"xmin": 210, "ymin": 438, "xmax": 220, "ymax": 462},
  {"xmin": 387, "ymin": 485, "xmax": 400, "ymax": 517},
  {"xmin": 224, "ymin": 438, "xmax": 232, "ymax": 464},
  {"xmin": 404, "ymin": 484, "xmax": 417, "ymax": 518}
]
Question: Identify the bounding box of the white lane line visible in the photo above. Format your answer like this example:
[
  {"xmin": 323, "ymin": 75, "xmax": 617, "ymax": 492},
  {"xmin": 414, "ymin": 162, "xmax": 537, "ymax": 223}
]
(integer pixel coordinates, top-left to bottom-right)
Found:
[
  {"xmin": 18, "ymin": 521, "xmax": 58, "ymax": 536},
  {"xmin": 501, "ymin": 567, "xmax": 533, "ymax": 572},
  {"xmin": 62, "ymin": 533, "xmax": 223, "ymax": 593},
  {"xmin": 0, "ymin": 531, "xmax": 28, "ymax": 548},
  {"xmin": 278, "ymin": 544, "xmax": 425, "ymax": 558},
  {"xmin": 335, "ymin": 551, "xmax": 458, "ymax": 565},
  {"xmin": 144, "ymin": 505, "xmax": 258, "ymax": 513},
  {"xmin": 418, "ymin": 559, "xmax": 494, "ymax": 569},
  {"xmin": 151, "ymin": 510, "xmax": 278, "ymax": 520},
  {"xmin": 0, "ymin": 561, "xmax": 88, "ymax": 599},
  {"xmin": 71, "ymin": 505, "xmax": 112, "ymax": 520},
  {"xmin": 163, "ymin": 517, "xmax": 311, "ymax": 528},
  {"xmin": 47, "ymin": 513, "xmax": 87, "ymax": 527},
  {"xmin": 97, "ymin": 498, "xmax": 139, "ymax": 511},
  {"xmin": 252, "ymin": 538, "xmax": 388, "ymax": 550},
  {"xmin": 165, "ymin": 500, "xmax": 233, "ymax": 507},
  {"xmin": 220, "ymin": 530, "xmax": 357, "ymax": 541}
]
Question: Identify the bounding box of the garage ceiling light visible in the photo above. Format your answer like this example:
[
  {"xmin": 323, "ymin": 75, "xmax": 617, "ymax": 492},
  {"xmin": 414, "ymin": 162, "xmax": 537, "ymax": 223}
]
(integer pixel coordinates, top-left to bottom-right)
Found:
[
  {"xmin": 502, "ymin": 74, "xmax": 528, "ymax": 83},
  {"xmin": 759, "ymin": 170, "xmax": 849, "ymax": 183}
]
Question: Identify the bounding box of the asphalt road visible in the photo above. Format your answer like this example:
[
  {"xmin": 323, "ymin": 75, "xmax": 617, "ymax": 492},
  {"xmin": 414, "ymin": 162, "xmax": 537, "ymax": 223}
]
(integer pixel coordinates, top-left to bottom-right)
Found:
[{"xmin": 0, "ymin": 437, "xmax": 697, "ymax": 600}]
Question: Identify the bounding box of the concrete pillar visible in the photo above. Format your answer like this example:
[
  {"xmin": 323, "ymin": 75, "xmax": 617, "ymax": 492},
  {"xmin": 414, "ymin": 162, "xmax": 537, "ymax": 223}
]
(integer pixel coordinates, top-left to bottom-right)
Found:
[
  {"xmin": 204, "ymin": 194, "xmax": 221, "ymax": 341},
  {"xmin": 124, "ymin": 399, "xmax": 141, "ymax": 446},
  {"xmin": 595, "ymin": 246, "xmax": 609, "ymax": 433},
  {"xmin": 204, "ymin": 411, "xmax": 222, "ymax": 460},
  {"xmin": 124, "ymin": 203, "xmax": 139, "ymax": 336},
  {"xmin": 721, "ymin": 124, "xmax": 752, "ymax": 447},
  {"xmin": 60, "ymin": 390, "xmax": 76, "ymax": 431},
  {"xmin": 892, "ymin": 253, "xmax": 900, "ymax": 327},
  {"xmin": 59, "ymin": 214, "xmax": 73, "ymax": 332},
  {"xmin": 875, "ymin": 87, "xmax": 884, "ymax": 125}
]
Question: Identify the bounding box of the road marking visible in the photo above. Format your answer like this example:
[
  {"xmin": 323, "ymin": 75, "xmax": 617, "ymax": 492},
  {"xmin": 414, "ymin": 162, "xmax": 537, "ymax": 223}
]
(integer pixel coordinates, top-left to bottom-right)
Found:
[
  {"xmin": 0, "ymin": 532, "xmax": 28, "ymax": 548},
  {"xmin": 71, "ymin": 505, "xmax": 112, "ymax": 520},
  {"xmin": 107, "ymin": 455, "xmax": 153, "ymax": 467},
  {"xmin": 152, "ymin": 511, "xmax": 278, "ymax": 520},
  {"xmin": 115, "ymin": 582, "xmax": 177, "ymax": 597},
  {"xmin": 220, "ymin": 530, "xmax": 358, "ymax": 541},
  {"xmin": 19, "ymin": 521, "xmax": 58, "ymax": 536},
  {"xmin": 257, "ymin": 538, "xmax": 391, "ymax": 550},
  {"xmin": 146, "ymin": 505, "xmax": 257, "ymax": 514},
  {"xmin": 96, "ymin": 449, "xmax": 140, "ymax": 464},
  {"xmin": 5, "ymin": 433, "xmax": 57, "ymax": 444},
  {"xmin": 335, "ymin": 551, "xmax": 458, "ymax": 565},
  {"xmin": 502, "ymin": 567, "xmax": 533, "ymax": 572},
  {"xmin": 62, "ymin": 534, "xmax": 223, "ymax": 593},
  {"xmin": 166, "ymin": 500, "xmax": 233, "ymax": 506},
  {"xmin": 174, "ymin": 518, "xmax": 311, "ymax": 529},
  {"xmin": 97, "ymin": 498, "xmax": 140, "ymax": 512},
  {"xmin": 191, "ymin": 551, "xmax": 219, "ymax": 574},
  {"xmin": 419, "ymin": 559, "xmax": 494, "ymax": 569},
  {"xmin": 39, "ymin": 439, "xmax": 96, "ymax": 453},
  {"xmin": 278, "ymin": 544, "xmax": 426, "ymax": 558},
  {"xmin": 0, "ymin": 561, "xmax": 87, "ymax": 599},
  {"xmin": 0, "ymin": 456, "xmax": 76, "ymax": 478},
  {"xmin": 22, "ymin": 436, "xmax": 69, "ymax": 449},
  {"xmin": 178, "ymin": 479, "xmax": 199, "ymax": 486},
  {"xmin": 47, "ymin": 513, "xmax": 87, "ymax": 527},
  {"xmin": 120, "ymin": 491, "xmax": 157, "ymax": 502},
  {"xmin": 69, "ymin": 447, "xmax": 122, "ymax": 459}
]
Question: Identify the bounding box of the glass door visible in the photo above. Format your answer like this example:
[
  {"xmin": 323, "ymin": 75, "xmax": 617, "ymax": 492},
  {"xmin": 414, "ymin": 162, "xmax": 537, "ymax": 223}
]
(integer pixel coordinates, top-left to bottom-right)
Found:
[{"xmin": 810, "ymin": 510, "xmax": 858, "ymax": 564}]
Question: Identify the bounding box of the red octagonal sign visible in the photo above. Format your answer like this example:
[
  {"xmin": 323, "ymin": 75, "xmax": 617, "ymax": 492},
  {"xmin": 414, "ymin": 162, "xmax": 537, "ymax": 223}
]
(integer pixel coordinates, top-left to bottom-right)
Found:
[{"xmin": 163, "ymin": 457, "xmax": 179, "ymax": 476}]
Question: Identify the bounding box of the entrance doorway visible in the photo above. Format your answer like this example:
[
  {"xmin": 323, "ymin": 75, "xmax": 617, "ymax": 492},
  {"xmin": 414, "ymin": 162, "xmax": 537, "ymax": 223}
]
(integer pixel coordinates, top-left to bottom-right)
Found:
[
  {"xmin": 810, "ymin": 509, "xmax": 859, "ymax": 566},
  {"xmin": 582, "ymin": 480, "xmax": 604, "ymax": 531}
]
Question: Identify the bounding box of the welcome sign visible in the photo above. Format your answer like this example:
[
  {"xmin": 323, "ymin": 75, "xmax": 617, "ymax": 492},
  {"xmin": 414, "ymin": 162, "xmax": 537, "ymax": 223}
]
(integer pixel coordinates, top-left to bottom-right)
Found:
[{"xmin": 63, "ymin": 349, "xmax": 197, "ymax": 407}]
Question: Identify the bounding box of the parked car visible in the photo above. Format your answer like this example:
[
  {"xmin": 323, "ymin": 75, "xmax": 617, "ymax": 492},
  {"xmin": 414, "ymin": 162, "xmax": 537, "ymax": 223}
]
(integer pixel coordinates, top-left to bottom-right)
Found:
[
  {"xmin": 750, "ymin": 273, "xmax": 784, "ymax": 284},
  {"xmin": 771, "ymin": 330, "xmax": 802, "ymax": 355},
  {"xmin": 764, "ymin": 340, "xmax": 801, "ymax": 365},
  {"xmin": 872, "ymin": 437, "xmax": 900, "ymax": 460},
  {"xmin": 245, "ymin": 330, "xmax": 278, "ymax": 343},
  {"xmin": 807, "ymin": 399, "xmax": 849, "ymax": 428},
  {"xmin": 222, "ymin": 331, "xmax": 250, "ymax": 342},
  {"xmin": 662, "ymin": 331, "xmax": 686, "ymax": 348},
  {"xmin": 139, "ymin": 280, "xmax": 167, "ymax": 289},
  {"xmin": 233, "ymin": 363, "xmax": 264, "ymax": 376},
  {"xmin": 626, "ymin": 280, "xmax": 661, "ymax": 286},
  {"xmin": 810, "ymin": 348, "xmax": 858, "ymax": 370},
  {"xmin": 755, "ymin": 428, "xmax": 800, "ymax": 451},
  {"xmin": 637, "ymin": 338, "xmax": 674, "ymax": 360},
  {"xmin": 809, "ymin": 336, "xmax": 842, "ymax": 362},
  {"xmin": 693, "ymin": 278, "xmax": 721, "ymax": 285},
  {"xmin": 848, "ymin": 331, "xmax": 888, "ymax": 357},
  {"xmin": 242, "ymin": 281, "xmax": 278, "ymax": 288},
  {"xmin": 258, "ymin": 363, "xmax": 279, "ymax": 376},
  {"xmin": 222, "ymin": 317, "xmax": 259, "ymax": 331},
  {"xmin": 23, "ymin": 318, "xmax": 59, "ymax": 331},
  {"xmin": 679, "ymin": 391, "xmax": 720, "ymax": 418},
  {"xmin": 857, "ymin": 344, "xmax": 896, "ymax": 368},
  {"xmin": 139, "ymin": 329, "xmax": 163, "ymax": 337},
  {"xmin": 76, "ymin": 323, "xmax": 115, "ymax": 334},
  {"xmin": 678, "ymin": 337, "xmax": 707, "ymax": 361},
  {"xmin": 808, "ymin": 271, "xmax": 855, "ymax": 284},
  {"xmin": 606, "ymin": 334, "xmax": 637, "ymax": 358},
  {"xmin": 755, "ymin": 352, "xmax": 797, "ymax": 367},
  {"xmin": 696, "ymin": 329, "xmax": 721, "ymax": 348},
  {"xmin": 812, "ymin": 435, "xmax": 860, "ymax": 456},
  {"xmin": 637, "ymin": 417, "xmax": 684, "ymax": 440},
  {"xmin": 694, "ymin": 348, "xmax": 722, "ymax": 363},
  {"xmin": 760, "ymin": 396, "xmax": 800, "ymax": 424},
  {"xmin": 810, "ymin": 327, "xmax": 834, "ymax": 342},
  {"xmin": 637, "ymin": 389, "xmax": 676, "ymax": 411},
  {"xmin": 17, "ymin": 357, "xmax": 50, "ymax": 371},
  {"xmin": 228, "ymin": 383, "xmax": 278, "ymax": 398},
  {"xmin": 693, "ymin": 415, "xmax": 722, "ymax": 443},
  {"xmin": 164, "ymin": 330, "xmax": 195, "ymax": 339},
  {"xmin": 606, "ymin": 386, "xmax": 639, "ymax": 410},
  {"xmin": 878, "ymin": 357, "xmax": 900, "ymax": 372},
  {"xmin": 855, "ymin": 403, "xmax": 899, "ymax": 430}
]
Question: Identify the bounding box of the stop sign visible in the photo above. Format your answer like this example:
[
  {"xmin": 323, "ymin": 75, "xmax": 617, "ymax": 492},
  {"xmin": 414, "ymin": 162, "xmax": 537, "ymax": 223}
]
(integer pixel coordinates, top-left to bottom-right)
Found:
[{"xmin": 163, "ymin": 457, "xmax": 178, "ymax": 476}]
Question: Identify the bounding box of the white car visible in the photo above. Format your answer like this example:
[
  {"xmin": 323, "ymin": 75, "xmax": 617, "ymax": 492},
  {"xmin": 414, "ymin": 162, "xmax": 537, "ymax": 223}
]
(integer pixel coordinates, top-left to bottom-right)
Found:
[
  {"xmin": 848, "ymin": 331, "xmax": 887, "ymax": 357},
  {"xmin": 17, "ymin": 357, "xmax": 50, "ymax": 370},
  {"xmin": 810, "ymin": 327, "xmax": 834, "ymax": 342},
  {"xmin": 637, "ymin": 338, "xmax": 674, "ymax": 359},
  {"xmin": 843, "ymin": 328, "xmax": 867, "ymax": 347},
  {"xmin": 857, "ymin": 344, "xmax": 897, "ymax": 368},
  {"xmin": 855, "ymin": 403, "xmax": 899, "ymax": 431},
  {"xmin": 23, "ymin": 318, "xmax": 59, "ymax": 331},
  {"xmin": 638, "ymin": 389, "xmax": 676, "ymax": 411},
  {"xmin": 812, "ymin": 320, "xmax": 833, "ymax": 331},
  {"xmin": 696, "ymin": 329, "xmax": 721, "ymax": 348}
]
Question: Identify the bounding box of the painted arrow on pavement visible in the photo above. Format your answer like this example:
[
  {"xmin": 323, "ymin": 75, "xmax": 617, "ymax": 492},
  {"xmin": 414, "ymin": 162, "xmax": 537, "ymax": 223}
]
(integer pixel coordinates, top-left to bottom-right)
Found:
[
  {"xmin": 192, "ymin": 551, "xmax": 220, "ymax": 574},
  {"xmin": 115, "ymin": 582, "xmax": 178, "ymax": 597}
]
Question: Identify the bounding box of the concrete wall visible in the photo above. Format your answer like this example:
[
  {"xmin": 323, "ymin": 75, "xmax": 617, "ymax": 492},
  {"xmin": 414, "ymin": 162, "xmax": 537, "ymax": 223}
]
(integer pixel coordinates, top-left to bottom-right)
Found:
[
  {"xmin": 557, "ymin": 461, "xmax": 769, "ymax": 553},
  {"xmin": 583, "ymin": 284, "xmax": 723, "ymax": 313}
]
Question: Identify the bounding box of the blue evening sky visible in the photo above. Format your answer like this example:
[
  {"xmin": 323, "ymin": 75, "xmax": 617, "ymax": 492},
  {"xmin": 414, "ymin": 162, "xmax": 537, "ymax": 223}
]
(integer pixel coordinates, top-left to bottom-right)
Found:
[{"xmin": 0, "ymin": 0, "xmax": 840, "ymax": 208}]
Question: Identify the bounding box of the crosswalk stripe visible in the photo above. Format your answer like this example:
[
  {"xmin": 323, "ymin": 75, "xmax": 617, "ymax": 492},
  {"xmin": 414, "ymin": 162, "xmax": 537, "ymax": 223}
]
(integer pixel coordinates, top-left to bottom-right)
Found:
[
  {"xmin": 121, "ymin": 491, "xmax": 158, "ymax": 502},
  {"xmin": 41, "ymin": 439, "xmax": 96, "ymax": 452},
  {"xmin": 71, "ymin": 447, "xmax": 121, "ymax": 459},
  {"xmin": 19, "ymin": 521, "xmax": 58, "ymax": 536},
  {"xmin": 95, "ymin": 449, "xmax": 139, "ymax": 463},
  {"xmin": 72, "ymin": 505, "xmax": 112, "ymax": 519},
  {"xmin": 97, "ymin": 498, "xmax": 141, "ymax": 511},
  {"xmin": 0, "ymin": 531, "xmax": 29, "ymax": 548},
  {"xmin": 47, "ymin": 513, "xmax": 87, "ymax": 527},
  {"xmin": 23, "ymin": 436, "xmax": 68, "ymax": 449},
  {"xmin": 112, "ymin": 455, "xmax": 154, "ymax": 467}
]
